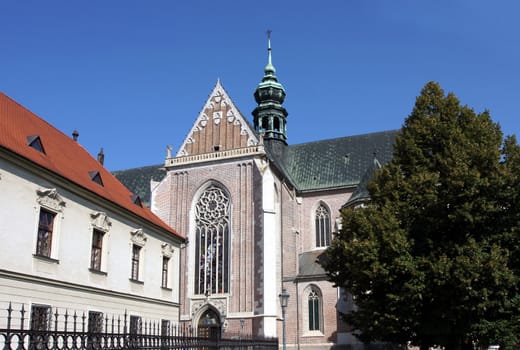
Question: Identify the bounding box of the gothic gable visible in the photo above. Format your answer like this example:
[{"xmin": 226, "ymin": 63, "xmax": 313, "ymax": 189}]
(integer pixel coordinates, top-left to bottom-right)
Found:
[{"xmin": 176, "ymin": 80, "xmax": 258, "ymax": 157}]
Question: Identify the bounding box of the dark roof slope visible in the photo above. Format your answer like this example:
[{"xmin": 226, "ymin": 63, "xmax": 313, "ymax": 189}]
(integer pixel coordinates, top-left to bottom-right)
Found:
[
  {"xmin": 298, "ymin": 250, "xmax": 327, "ymax": 279},
  {"xmin": 0, "ymin": 92, "xmax": 182, "ymax": 240},
  {"xmin": 282, "ymin": 130, "xmax": 398, "ymax": 192},
  {"xmin": 343, "ymin": 157, "xmax": 383, "ymax": 208},
  {"xmin": 113, "ymin": 165, "xmax": 166, "ymax": 206},
  {"xmin": 113, "ymin": 130, "xmax": 398, "ymax": 200}
]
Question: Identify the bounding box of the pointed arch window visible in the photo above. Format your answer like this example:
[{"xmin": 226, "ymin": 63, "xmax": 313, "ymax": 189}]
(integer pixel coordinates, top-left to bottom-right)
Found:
[
  {"xmin": 315, "ymin": 204, "xmax": 331, "ymax": 247},
  {"xmin": 308, "ymin": 288, "xmax": 322, "ymax": 331},
  {"xmin": 194, "ymin": 185, "xmax": 230, "ymax": 295}
]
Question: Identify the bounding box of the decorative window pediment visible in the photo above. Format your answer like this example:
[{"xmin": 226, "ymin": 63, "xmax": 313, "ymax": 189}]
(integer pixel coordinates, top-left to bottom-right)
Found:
[
  {"xmin": 36, "ymin": 188, "xmax": 66, "ymax": 212},
  {"xmin": 130, "ymin": 228, "xmax": 147, "ymax": 246},
  {"xmin": 161, "ymin": 243, "xmax": 174, "ymax": 258},
  {"xmin": 90, "ymin": 211, "xmax": 112, "ymax": 232}
]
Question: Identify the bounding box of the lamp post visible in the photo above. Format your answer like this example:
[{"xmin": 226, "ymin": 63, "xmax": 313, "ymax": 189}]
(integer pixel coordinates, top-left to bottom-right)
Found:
[{"xmin": 279, "ymin": 288, "xmax": 290, "ymax": 350}]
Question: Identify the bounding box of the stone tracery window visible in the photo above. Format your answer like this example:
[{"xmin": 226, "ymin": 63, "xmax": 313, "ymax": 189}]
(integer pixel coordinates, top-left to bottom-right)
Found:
[
  {"xmin": 315, "ymin": 204, "xmax": 331, "ymax": 247},
  {"xmin": 308, "ymin": 288, "xmax": 322, "ymax": 331},
  {"xmin": 195, "ymin": 185, "xmax": 230, "ymax": 295}
]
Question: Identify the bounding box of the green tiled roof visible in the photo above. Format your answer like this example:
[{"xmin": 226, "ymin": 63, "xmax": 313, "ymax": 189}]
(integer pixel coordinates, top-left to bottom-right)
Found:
[
  {"xmin": 280, "ymin": 130, "xmax": 398, "ymax": 192},
  {"xmin": 113, "ymin": 130, "xmax": 398, "ymax": 205},
  {"xmin": 343, "ymin": 157, "xmax": 383, "ymax": 207},
  {"xmin": 112, "ymin": 165, "xmax": 166, "ymax": 207}
]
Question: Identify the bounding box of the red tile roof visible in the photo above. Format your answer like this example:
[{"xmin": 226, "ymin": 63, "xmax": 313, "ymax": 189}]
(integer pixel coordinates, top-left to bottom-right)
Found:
[{"xmin": 0, "ymin": 92, "xmax": 183, "ymax": 240}]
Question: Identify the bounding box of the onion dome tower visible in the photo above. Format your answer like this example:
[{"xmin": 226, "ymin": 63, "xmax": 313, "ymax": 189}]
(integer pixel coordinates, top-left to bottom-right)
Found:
[{"xmin": 253, "ymin": 31, "xmax": 288, "ymax": 149}]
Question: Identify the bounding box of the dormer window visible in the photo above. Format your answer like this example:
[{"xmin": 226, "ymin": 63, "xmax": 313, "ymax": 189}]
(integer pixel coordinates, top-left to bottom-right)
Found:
[
  {"xmin": 27, "ymin": 135, "xmax": 45, "ymax": 154},
  {"xmin": 88, "ymin": 171, "xmax": 104, "ymax": 186},
  {"xmin": 131, "ymin": 194, "xmax": 142, "ymax": 207}
]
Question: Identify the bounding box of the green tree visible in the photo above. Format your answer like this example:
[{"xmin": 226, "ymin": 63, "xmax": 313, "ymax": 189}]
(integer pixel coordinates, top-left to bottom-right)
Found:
[{"xmin": 322, "ymin": 82, "xmax": 520, "ymax": 350}]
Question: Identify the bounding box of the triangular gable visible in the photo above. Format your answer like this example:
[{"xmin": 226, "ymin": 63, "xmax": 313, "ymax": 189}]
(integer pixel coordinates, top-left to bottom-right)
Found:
[{"xmin": 176, "ymin": 79, "xmax": 258, "ymax": 157}]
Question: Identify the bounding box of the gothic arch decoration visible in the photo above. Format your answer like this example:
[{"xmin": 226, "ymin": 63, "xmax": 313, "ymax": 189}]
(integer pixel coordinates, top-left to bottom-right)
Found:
[
  {"xmin": 194, "ymin": 305, "xmax": 222, "ymax": 339},
  {"xmin": 304, "ymin": 285, "xmax": 323, "ymax": 332},
  {"xmin": 194, "ymin": 184, "xmax": 230, "ymax": 295},
  {"xmin": 315, "ymin": 202, "xmax": 331, "ymax": 247}
]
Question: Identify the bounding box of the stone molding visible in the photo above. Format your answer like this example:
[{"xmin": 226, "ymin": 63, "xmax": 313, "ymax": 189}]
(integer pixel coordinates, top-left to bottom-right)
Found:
[
  {"xmin": 36, "ymin": 187, "xmax": 66, "ymax": 212},
  {"xmin": 130, "ymin": 228, "xmax": 147, "ymax": 246}
]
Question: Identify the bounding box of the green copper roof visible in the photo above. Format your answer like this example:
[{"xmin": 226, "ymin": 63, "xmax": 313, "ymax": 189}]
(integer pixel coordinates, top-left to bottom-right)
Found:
[
  {"xmin": 278, "ymin": 130, "xmax": 398, "ymax": 192},
  {"xmin": 113, "ymin": 131, "xmax": 398, "ymax": 204},
  {"xmin": 343, "ymin": 157, "xmax": 383, "ymax": 207}
]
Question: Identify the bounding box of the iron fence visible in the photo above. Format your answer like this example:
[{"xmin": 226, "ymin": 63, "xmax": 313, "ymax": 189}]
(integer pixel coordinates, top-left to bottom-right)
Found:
[{"xmin": 0, "ymin": 303, "xmax": 278, "ymax": 350}]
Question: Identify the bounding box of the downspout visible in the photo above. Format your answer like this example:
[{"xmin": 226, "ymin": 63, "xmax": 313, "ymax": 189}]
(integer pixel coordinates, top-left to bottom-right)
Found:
[
  {"xmin": 280, "ymin": 179, "xmax": 285, "ymax": 343},
  {"xmin": 296, "ymin": 280, "xmax": 300, "ymax": 350}
]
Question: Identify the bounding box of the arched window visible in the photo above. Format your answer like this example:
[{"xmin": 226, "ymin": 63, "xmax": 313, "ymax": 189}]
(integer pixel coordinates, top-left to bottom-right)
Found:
[
  {"xmin": 194, "ymin": 185, "xmax": 230, "ymax": 295},
  {"xmin": 315, "ymin": 204, "xmax": 331, "ymax": 247},
  {"xmin": 308, "ymin": 288, "xmax": 322, "ymax": 331}
]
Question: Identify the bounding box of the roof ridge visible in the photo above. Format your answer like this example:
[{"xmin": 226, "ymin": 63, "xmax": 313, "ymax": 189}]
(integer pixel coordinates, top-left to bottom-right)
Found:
[{"xmin": 288, "ymin": 129, "xmax": 400, "ymax": 148}]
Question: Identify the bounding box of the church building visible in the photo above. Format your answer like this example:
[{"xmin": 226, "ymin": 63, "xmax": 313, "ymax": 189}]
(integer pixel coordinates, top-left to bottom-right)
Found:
[{"xmin": 116, "ymin": 37, "xmax": 397, "ymax": 349}]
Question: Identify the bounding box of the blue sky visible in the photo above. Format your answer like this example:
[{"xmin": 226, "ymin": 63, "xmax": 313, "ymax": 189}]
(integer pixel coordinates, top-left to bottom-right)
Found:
[{"xmin": 1, "ymin": 1, "xmax": 519, "ymax": 170}]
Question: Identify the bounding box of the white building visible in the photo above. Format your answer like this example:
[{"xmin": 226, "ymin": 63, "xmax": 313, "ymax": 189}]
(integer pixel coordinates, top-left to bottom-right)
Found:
[{"xmin": 0, "ymin": 92, "xmax": 185, "ymax": 331}]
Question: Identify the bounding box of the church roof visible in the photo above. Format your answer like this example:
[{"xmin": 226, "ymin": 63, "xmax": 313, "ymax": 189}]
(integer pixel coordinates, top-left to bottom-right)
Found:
[
  {"xmin": 113, "ymin": 130, "xmax": 399, "ymax": 200},
  {"xmin": 112, "ymin": 164, "xmax": 166, "ymax": 207},
  {"xmin": 0, "ymin": 92, "xmax": 183, "ymax": 240},
  {"xmin": 280, "ymin": 130, "xmax": 398, "ymax": 192}
]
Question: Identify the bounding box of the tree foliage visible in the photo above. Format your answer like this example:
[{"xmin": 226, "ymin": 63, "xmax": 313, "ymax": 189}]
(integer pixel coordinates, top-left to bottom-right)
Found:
[{"xmin": 322, "ymin": 82, "xmax": 520, "ymax": 349}]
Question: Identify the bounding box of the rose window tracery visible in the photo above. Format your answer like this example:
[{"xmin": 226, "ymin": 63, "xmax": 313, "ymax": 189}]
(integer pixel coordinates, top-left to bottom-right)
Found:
[{"xmin": 195, "ymin": 186, "xmax": 230, "ymax": 295}]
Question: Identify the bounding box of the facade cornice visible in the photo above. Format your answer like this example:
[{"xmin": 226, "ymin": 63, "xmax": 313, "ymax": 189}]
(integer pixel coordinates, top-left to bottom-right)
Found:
[
  {"xmin": 0, "ymin": 268, "xmax": 180, "ymax": 308},
  {"xmin": 165, "ymin": 145, "xmax": 265, "ymax": 169}
]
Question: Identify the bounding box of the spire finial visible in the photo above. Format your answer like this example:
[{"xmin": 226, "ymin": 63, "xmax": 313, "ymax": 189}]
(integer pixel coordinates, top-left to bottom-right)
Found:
[
  {"xmin": 266, "ymin": 29, "xmax": 272, "ymax": 66},
  {"xmin": 264, "ymin": 29, "xmax": 275, "ymax": 73}
]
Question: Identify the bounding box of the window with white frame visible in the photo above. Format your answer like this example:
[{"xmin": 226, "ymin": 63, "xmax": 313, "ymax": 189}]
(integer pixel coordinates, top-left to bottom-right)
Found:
[
  {"xmin": 194, "ymin": 185, "xmax": 230, "ymax": 295},
  {"xmin": 36, "ymin": 208, "xmax": 55, "ymax": 257},
  {"xmin": 315, "ymin": 204, "xmax": 331, "ymax": 247},
  {"xmin": 129, "ymin": 229, "xmax": 147, "ymax": 282},
  {"xmin": 161, "ymin": 256, "xmax": 170, "ymax": 288},
  {"xmin": 90, "ymin": 229, "xmax": 104, "ymax": 271},
  {"xmin": 89, "ymin": 212, "xmax": 111, "ymax": 273},
  {"xmin": 30, "ymin": 304, "xmax": 51, "ymax": 331},
  {"xmin": 88, "ymin": 311, "xmax": 104, "ymax": 333},
  {"xmin": 131, "ymin": 244, "xmax": 141, "ymax": 281},
  {"xmin": 35, "ymin": 188, "xmax": 65, "ymax": 261}
]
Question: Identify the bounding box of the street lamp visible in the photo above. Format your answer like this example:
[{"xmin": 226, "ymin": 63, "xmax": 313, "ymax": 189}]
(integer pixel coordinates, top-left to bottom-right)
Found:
[{"xmin": 279, "ymin": 288, "xmax": 290, "ymax": 350}]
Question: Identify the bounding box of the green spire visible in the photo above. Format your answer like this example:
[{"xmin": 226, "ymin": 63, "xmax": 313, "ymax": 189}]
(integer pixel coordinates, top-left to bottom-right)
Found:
[
  {"xmin": 265, "ymin": 30, "xmax": 275, "ymax": 74},
  {"xmin": 253, "ymin": 31, "xmax": 288, "ymax": 145}
]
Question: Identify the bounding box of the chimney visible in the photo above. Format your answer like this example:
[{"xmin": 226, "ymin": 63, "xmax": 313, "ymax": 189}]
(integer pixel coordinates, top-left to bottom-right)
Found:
[
  {"xmin": 72, "ymin": 130, "xmax": 79, "ymax": 141},
  {"xmin": 97, "ymin": 148, "xmax": 104, "ymax": 166}
]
